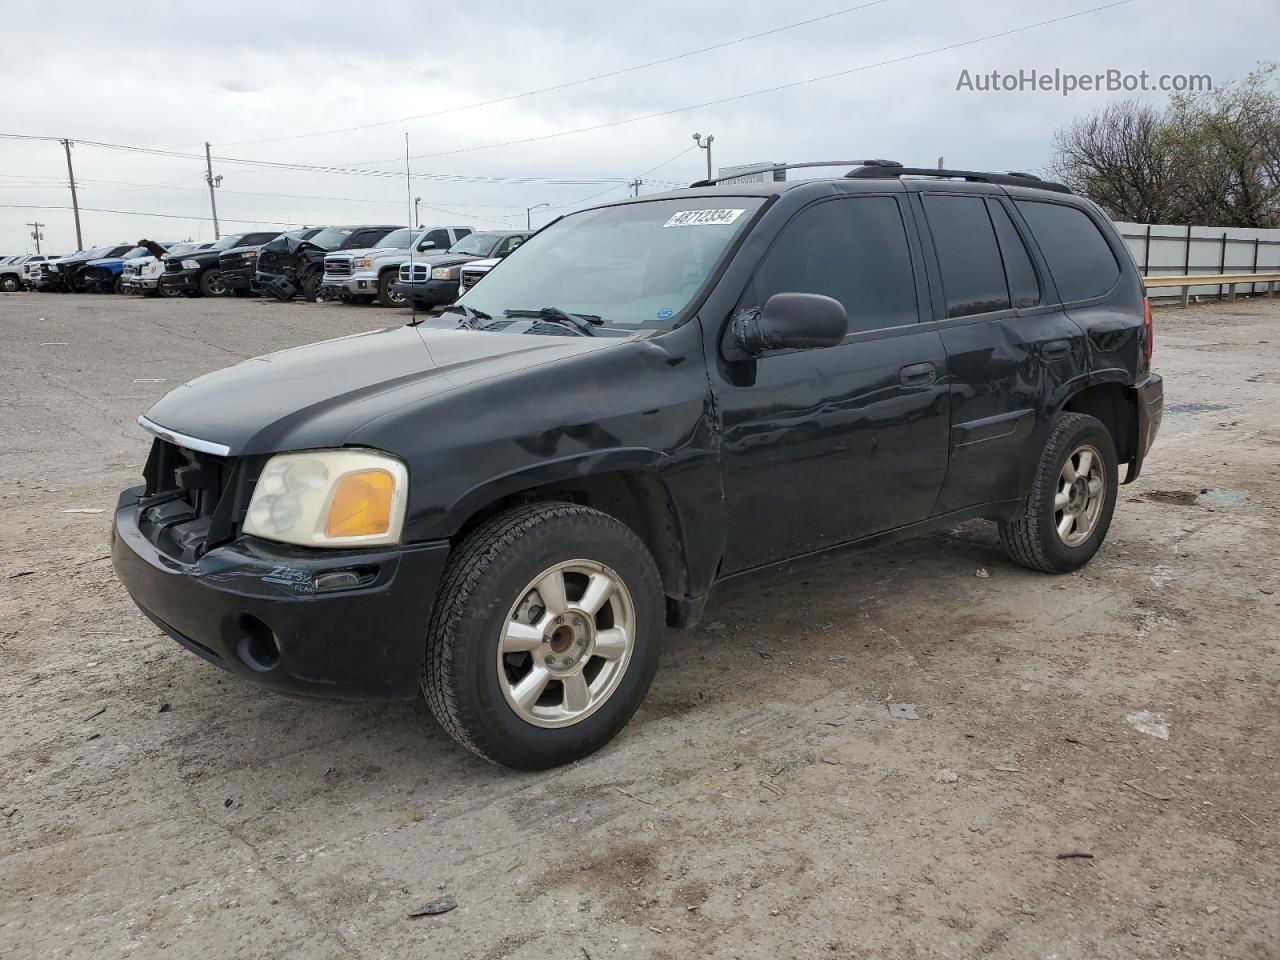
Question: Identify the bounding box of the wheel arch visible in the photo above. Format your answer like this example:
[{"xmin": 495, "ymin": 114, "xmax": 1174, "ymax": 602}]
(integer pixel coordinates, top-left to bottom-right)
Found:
[
  {"xmin": 1056, "ymin": 378, "xmax": 1137, "ymax": 477},
  {"xmin": 444, "ymin": 456, "xmax": 693, "ymax": 624}
]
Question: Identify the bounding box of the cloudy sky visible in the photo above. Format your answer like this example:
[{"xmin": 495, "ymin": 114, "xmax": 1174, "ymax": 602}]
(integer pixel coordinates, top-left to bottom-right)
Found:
[{"xmin": 1, "ymin": 0, "xmax": 1276, "ymax": 253}]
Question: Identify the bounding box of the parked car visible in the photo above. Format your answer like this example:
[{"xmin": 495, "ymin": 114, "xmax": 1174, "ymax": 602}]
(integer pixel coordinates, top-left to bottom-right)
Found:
[
  {"xmin": 32, "ymin": 252, "xmax": 86, "ymax": 291},
  {"xmin": 456, "ymin": 256, "xmax": 499, "ymax": 297},
  {"xmin": 111, "ymin": 161, "xmax": 1163, "ymax": 770},
  {"xmin": 256, "ymin": 225, "xmax": 402, "ymax": 302},
  {"xmin": 123, "ymin": 242, "xmax": 209, "ymax": 295},
  {"xmin": 159, "ymin": 231, "xmax": 283, "ymax": 298},
  {"xmin": 393, "ymin": 230, "xmax": 530, "ymax": 310},
  {"xmin": 47, "ymin": 246, "xmax": 135, "ymax": 292},
  {"xmin": 321, "ymin": 225, "xmax": 472, "ymax": 307},
  {"xmin": 21, "ymin": 256, "xmax": 57, "ymax": 290},
  {"xmin": 80, "ymin": 242, "xmax": 174, "ymax": 294},
  {"xmin": 217, "ymin": 233, "xmax": 297, "ymax": 297},
  {"xmin": 1, "ymin": 255, "xmax": 37, "ymax": 292}
]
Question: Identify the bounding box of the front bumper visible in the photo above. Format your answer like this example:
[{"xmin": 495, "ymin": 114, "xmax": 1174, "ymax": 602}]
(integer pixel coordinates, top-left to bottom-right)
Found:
[
  {"xmin": 222, "ymin": 265, "xmax": 259, "ymax": 293},
  {"xmin": 1125, "ymin": 373, "xmax": 1163, "ymax": 482},
  {"xmin": 111, "ymin": 486, "xmax": 450, "ymax": 700},
  {"xmin": 392, "ymin": 278, "xmax": 457, "ymax": 308},
  {"xmin": 161, "ymin": 267, "xmax": 202, "ymax": 294},
  {"xmin": 321, "ymin": 272, "xmax": 381, "ymax": 297}
]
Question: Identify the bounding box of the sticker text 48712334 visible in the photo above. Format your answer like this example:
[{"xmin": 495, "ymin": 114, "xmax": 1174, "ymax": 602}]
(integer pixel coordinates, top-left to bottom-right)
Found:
[{"xmin": 662, "ymin": 209, "xmax": 746, "ymax": 228}]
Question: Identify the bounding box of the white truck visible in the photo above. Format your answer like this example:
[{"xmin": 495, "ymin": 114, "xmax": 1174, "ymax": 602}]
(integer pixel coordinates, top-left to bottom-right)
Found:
[{"xmin": 321, "ymin": 225, "xmax": 471, "ymax": 307}]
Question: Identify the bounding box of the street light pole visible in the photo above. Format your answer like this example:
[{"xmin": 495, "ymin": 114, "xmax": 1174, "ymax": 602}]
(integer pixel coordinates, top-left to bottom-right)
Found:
[
  {"xmin": 526, "ymin": 203, "xmax": 549, "ymax": 230},
  {"xmin": 693, "ymin": 132, "xmax": 715, "ymax": 181},
  {"xmin": 414, "ymin": 197, "xmax": 422, "ymax": 227}
]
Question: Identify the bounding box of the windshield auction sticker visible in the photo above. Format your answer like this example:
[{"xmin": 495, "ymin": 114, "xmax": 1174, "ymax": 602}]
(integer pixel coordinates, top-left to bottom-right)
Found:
[{"xmin": 663, "ymin": 208, "xmax": 746, "ymax": 227}]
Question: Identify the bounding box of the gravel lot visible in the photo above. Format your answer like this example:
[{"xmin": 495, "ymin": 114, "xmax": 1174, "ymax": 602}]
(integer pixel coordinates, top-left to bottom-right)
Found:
[{"xmin": 2, "ymin": 291, "xmax": 1277, "ymax": 959}]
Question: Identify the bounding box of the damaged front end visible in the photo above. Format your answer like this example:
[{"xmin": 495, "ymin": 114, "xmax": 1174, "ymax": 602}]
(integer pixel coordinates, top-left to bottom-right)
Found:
[{"xmin": 257, "ymin": 236, "xmax": 326, "ymax": 301}]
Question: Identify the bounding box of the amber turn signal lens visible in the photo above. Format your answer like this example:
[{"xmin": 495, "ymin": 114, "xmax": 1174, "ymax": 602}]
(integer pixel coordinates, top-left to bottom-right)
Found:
[{"xmin": 324, "ymin": 469, "xmax": 396, "ymax": 538}]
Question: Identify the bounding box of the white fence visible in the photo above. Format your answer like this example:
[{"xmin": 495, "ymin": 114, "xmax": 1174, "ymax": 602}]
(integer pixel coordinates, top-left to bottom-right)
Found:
[{"xmin": 1117, "ymin": 221, "xmax": 1280, "ymax": 299}]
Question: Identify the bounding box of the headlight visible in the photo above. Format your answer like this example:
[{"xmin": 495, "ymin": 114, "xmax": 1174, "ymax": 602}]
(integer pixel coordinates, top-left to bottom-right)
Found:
[
  {"xmin": 244, "ymin": 250, "xmax": 258, "ymax": 259},
  {"xmin": 353, "ymin": 258, "xmax": 374, "ymax": 270},
  {"xmin": 242, "ymin": 449, "xmax": 408, "ymax": 548},
  {"xmin": 431, "ymin": 266, "xmax": 459, "ymax": 280},
  {"xmin": 181, "ymin": 259, "xmax": 201, "ymax": 270}
]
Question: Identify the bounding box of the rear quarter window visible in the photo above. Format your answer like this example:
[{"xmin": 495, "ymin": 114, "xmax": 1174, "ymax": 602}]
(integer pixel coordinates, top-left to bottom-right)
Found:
[{"xmin": 1014, "ymin": 201, "xmax": 1121, "ymax": 303}]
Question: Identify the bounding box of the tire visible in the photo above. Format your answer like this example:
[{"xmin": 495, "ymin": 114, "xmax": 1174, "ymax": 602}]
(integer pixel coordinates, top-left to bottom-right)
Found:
[
  {"xmin": 423, "ymin": 502, "xmax": 664, "ymax": 770},
  {"xmin": 112, "ymin": 275, "xmax": 124, "ymax": 295},
  {"xmin": 199, "ymin": 269, "xmax": 227, "ymax": 298},
  {"xmin": 999, "ymin": 412, "xmax": 1118, "ymax": 573},
  {"xmin": 157, "ymin": 280, "xmax": 183, "ymax": 298},
  {"xmin": 377, "ymin": 271, "xmax": 406, "ymax": 308},
  {"xmin": 0, "ymin": 275, "xmax": 19, "ymax": 293},
  {"xmin": 301, "ymin": 271, "xmax": 322, "ymax": 302}
]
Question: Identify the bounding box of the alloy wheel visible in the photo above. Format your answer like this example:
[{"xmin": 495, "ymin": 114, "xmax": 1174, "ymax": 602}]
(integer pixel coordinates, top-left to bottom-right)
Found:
[{"xmin": 1054, "ymin": 443, "xmax": 1106, "ymax": 546}]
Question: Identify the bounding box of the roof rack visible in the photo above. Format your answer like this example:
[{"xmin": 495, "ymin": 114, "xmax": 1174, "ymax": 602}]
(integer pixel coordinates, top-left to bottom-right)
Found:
[
  {"xmin": 688, "ymin": 159, "xmax": 902, "ymax": 188},
  {"xmin": 845, "ymin": 165, "xmax": 1071, "ymax": 193}
]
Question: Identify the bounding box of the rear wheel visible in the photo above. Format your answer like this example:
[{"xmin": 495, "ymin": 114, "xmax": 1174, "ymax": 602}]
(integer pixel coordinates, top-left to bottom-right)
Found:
[
  {"xmin": 199, "ymin": 269, "xmax": 227, "ymax": 298},
  {"xmin": 423, "ymin": 502, "xmax": 663, "ymax": 769},
  {"xmin": 377, "ymin": 271, "xmax": 406, "ymax": 307},
  {"xmin": 999, "ymin": 412, "xmax": 1118, "ymax": 573}
]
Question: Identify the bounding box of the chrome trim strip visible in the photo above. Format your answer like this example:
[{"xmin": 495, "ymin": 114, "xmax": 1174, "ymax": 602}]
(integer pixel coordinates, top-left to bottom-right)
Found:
[{"xmin": 136, "ymin": 415, "xmax": 232, "ymax": 457}]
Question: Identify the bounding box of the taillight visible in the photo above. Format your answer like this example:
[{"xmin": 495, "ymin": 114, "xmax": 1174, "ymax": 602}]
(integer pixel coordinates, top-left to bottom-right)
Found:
[{"xmin": 1142, "ymin": 296, "xmax": 1153, "ymax": 364}]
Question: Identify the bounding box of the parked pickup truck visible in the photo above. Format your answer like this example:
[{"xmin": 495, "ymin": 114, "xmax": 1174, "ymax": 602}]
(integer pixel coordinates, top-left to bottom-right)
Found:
[
  {"xmin": 2, "ymin": 255, "xmax": 44, "ymax": 292},
  {"xmin": 392, "ymin": 230, "xmax": 530, "ymax": 309},
  {"xmin": 43, "ymin": 246, "xmax": 135, "ymax": 292},
  {"xmin": 81, "ymin": 242, "xmax": 174, "ymax": 294},
  {"xmin": 456, "ymin": 256, "xmax": 499, "ymax": 297},
  {"xmin": 21, "ymin": 256, "xmax": 57, "ymax": 290},
  {"xmin": 321, "ymin": 225, "xmax": 472, "ymax": 306},
  {"xmin": 256, "ymin": 225, "xmax": 402, "ymax": 302},
  {"xmin": 160, "ymin": 231, "xmax": 283, "ymax": 298},
  {"xmin": 123, "ymin": 242, "xmax": 209, "ymax": 295},
  {"xmin": 112, "ymin": 161, "xmax": 1162, "ymax": 770}
]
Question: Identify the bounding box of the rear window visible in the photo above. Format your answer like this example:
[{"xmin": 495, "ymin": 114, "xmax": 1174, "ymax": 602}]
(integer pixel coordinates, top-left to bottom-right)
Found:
[
  {"xmin": 1014, "ymin": 201, "xmax": 1120, "ymax": 303},
  {"xmin": 922, "ymin": 195, "xmax": 1010, "ymax": 318}
]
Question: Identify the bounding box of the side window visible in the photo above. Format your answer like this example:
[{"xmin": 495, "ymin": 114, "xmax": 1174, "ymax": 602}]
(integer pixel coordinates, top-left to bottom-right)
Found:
[
  {"xmin": 987, "ymin": 200, "xmax": 1041, "ymax": 308},
  {"xmin": 427, "ymin": 229, "xmax": 450, "ymax": 249},
  {"xmin": 501, "ymin": 236, "xmax": 525, "ymax": 255},
  {"xmin": 1015, "ymin": 200, "xmax": 1121, "ymax": 302},
  {"xmin": 454, "ymin": 228, "xmax": 473, "ymax": 240},
  {"xmin": 921, "ymin": 194, "xmax": 1010, "ymax": 318},
  {"xmin": 743, "ymin": 196, "xmax": 918, "ymax": 334}
]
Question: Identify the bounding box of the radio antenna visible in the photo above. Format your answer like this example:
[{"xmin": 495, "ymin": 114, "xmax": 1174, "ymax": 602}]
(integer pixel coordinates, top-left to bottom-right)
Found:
[{"xmin": 405, "ymin": 132, "xmax": 415, "ymax": 325}]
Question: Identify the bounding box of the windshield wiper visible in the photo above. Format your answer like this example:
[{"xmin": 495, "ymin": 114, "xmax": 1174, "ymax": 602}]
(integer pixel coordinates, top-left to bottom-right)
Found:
[
  {"xmin": 503, "ymin": 306, "xmax": 603, "ymax": 337},
  {"xmin": 450, "ymin": 304, "xmax": 494, "ymax": 329}
]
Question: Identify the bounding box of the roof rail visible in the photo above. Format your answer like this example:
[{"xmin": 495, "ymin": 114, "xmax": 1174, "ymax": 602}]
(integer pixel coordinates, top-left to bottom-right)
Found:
[
  {"xmin": 846, "ymin": 165, "xmax": 1071, "ymax": 193},
  {"xmin": 689, "ymin": 159, "xmax": 902, "ymax": 187}
]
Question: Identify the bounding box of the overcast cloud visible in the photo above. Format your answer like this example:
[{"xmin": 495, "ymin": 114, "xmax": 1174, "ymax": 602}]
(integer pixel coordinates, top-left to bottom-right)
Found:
[{"xmin": 1, "ymin": 0, "xmax": 1276, "ymax": 253}]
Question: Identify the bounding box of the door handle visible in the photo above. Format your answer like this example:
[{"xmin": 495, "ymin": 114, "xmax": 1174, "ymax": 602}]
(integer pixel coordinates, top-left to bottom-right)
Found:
[
  {"xmin": 1040, "ymin": 339, "xmax": 1070, "ymax": 361},
  {"xmin": 899, "ymin": 361, "xmax": 937, "ymax": 387}
]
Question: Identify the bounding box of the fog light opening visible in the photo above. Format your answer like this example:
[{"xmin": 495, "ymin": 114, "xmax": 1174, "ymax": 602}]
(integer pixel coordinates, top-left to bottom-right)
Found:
[{"xmin": 235, "ymin": 614, "xmax": 281, "ymax": 672}]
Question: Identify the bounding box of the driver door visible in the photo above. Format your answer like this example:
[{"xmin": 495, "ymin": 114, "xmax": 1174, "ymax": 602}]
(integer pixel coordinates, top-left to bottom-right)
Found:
[{"xmin": 713, "ymin": 195, "xmax": 951, "ymax": 573}]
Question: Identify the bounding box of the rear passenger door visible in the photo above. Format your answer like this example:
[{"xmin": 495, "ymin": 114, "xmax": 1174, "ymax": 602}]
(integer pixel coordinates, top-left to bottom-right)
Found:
[{"xmin": 914, "ymin": 189, "xmax": 1089, "ymax": 514}]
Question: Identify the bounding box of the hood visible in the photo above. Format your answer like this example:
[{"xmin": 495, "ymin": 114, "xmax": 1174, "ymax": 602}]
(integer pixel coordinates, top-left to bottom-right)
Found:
[
  {"xmin": 219, "ymin": 244, "xmax": 265, "ymax": 258},
  {"xmin": 86, "ymin": 257, "xmax": 124, "ymax": 269},
  {"xmin": 166, "ymin": 247, "xmax": 221, "ymax": 265},
  {"xmin": 462, "ymin": 257, "xmax": 500, "ymax": 270},
  {"xmin": 124, "ymin": 254, "xmax": 156, "ymax": 266},
  {"xmin": 261, "ymin": 234, "xmax": 328, "ymax": 257},
  {"xmin": 143, "ymin": 322, "xmax": 626, "ymax": 456}
]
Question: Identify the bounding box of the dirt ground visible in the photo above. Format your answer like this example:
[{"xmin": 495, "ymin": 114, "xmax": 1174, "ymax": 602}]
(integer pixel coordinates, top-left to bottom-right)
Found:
[{"xmin": 1, "ymin": 291, "xmax": 1277, "ymax": 960}]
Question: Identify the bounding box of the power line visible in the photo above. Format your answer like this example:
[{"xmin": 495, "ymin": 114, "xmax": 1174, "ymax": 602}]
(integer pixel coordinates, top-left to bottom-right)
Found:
[
  {"xmin": 217, "ymin": 0, "xmax": 895, "ymax": 147},
  {"xmin": 392, "ymin": 0, "xmax": 1133, "ymax": 164},
  {"xmin": 0, "ymin": 203, "xmax": 293, "ymax": 226}
]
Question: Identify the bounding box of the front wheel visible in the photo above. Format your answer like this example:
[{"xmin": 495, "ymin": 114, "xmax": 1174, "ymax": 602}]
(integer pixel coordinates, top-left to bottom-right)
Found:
[
  {"xmin": 199, "ymin": 269, "xmax": 227, "ymax": 297},
  {"xmin": 377, "ymin": 271, "xmax": 406, "ymax": 307},
  {"xmin": 999, "ymin": 412, "xmax": 1118, "ymax": 573},
  {"xmin": 0, "ymin": 276, "xmax": 19, "ymax": 292},
  {"xmin": 423, "ymin": 502, "xmax": 663, "ymax": 769},
  {"xmin": 301, "ymin": 271, "xmax": 322, "ymax": 302}
]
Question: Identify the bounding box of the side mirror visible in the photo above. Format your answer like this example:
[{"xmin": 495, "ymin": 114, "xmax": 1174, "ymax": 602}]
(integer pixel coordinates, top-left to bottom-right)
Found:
[
  {"xmin": 418, "ymin": 241, "xmax": 435, "ymax": 250},
  {"xmin": 733, "ymin": 292, "xmax": 848, "ymax": 356}
]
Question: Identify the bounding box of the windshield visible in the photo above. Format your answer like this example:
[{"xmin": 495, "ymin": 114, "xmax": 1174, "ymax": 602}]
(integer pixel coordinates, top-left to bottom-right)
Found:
[
  {"xmin": 120, "ymin": 246, "xmax": 150, "ymax": 259},
  {"xmin": 448, "ymin": 233, "xmax": 501, "ymax": 257},
  {"xmin": 166, "ymin": 242, "xmax": 201, "ymax": 256},
  {"xmin": 457, "ymin": 198, "xmax": 765, "ymax": 328},
  {"xmin": 210, "ymin": 234, "xmax": 247, "ymax": 251},
  {"xmin": 306, "ymin": 227, "xmax": 353, "ymax": 250},
  {"xmin": 373, "ymin": 228, "xmax": 415, "ymax": 250}
]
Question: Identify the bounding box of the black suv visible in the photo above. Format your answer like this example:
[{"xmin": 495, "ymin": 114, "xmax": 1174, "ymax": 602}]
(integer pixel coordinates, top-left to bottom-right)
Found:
[
  {"xmin": 255, "ymin": 225, "xmax": 402, "ymax": 301},
  {"xmin": 160, "ymin": 231, "xmax": 283, "ymax": 298},
  {"xmin": 111, "ymin": 161, "xmax": 1162, "ymax": 770}
]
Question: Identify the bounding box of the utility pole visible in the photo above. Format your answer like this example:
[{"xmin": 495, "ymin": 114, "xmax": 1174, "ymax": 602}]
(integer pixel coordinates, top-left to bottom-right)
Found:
[
  {"xmin": 628, "ymin": 178, "xmax": 643, "ymax": 197},
  {"xmin": 61, "ymin": 139, "xmax": 83, "ymax": 251},
  {"xmin": 937, "ymin": 156, "xmax": 945, "ymax": 169},
  {"xmin": 692, "ymin": 132, "xmax": 715, "ymax": 181},
  {"xmin": 526, "ymin": 203, "xmax": 549, "ymax": 230},
  {"xmin": 27, "ymin": 222, "xmax": 44, "ymax": 254},
  {"xmin": 204, "ymin": 142, "xmax": 223, "ymax": 239}
]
